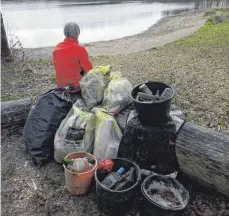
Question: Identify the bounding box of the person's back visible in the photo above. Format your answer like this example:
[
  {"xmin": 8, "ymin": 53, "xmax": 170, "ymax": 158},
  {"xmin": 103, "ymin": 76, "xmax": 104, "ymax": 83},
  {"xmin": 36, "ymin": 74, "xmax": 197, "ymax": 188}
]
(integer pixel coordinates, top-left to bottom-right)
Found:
[{"xmin": 53, "ymin": 22, "xmax": 92, "ymax": 90}]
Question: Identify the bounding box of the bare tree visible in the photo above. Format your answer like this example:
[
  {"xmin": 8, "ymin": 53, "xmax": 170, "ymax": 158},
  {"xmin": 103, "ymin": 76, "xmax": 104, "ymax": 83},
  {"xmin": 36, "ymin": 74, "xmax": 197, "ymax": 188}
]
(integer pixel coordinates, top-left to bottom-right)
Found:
[{"xmin": 1, "ymin": 12, "xmax": 12, "ymax": 60}]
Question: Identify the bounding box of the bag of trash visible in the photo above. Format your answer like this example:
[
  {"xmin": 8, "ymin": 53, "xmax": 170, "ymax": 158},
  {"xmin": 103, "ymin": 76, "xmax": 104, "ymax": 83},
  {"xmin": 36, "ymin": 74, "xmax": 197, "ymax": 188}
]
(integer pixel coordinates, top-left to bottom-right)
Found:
[
  {"xmin": 54, "ymin": 100, "xmax": 96, "ymax": 163},
  {"xmin": 23, "ymin": 88, "xmax": 77, "ymax": 167},
  {"xmin": 80, "ymin": 65, "xmax": 111, "ymax": 109},
  {"xmin": 102, "ymin": 73, "xmax": 133, "ymax": 114},
  {"xmin": 93, "ymin": 109, "xmax": 122, "ymax": 162},
  {"xmin": 91, "ymin": 65, "xmax": 112, "ymax": 86}
]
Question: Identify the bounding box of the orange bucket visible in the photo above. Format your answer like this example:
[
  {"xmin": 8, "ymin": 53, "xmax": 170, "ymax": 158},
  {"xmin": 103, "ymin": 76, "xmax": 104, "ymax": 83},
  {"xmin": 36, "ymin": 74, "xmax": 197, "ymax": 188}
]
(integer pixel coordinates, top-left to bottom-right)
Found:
[{"xmin": 63, "ymin": 152, "xmax": 97, "ymax": 195}]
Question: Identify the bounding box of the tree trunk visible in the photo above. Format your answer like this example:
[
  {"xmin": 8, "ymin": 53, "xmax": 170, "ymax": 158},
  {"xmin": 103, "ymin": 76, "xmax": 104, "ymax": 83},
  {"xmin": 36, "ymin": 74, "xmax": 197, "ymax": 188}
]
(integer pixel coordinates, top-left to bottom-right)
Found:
[
  {"xmin": 176, "ymin": 122, "xmax": 229, "ymax": 197},
  {"xmin": 1, "ymin": 13, "xmax": 12, "ymax": 60},
  {"xmin": 1, "ymin": 98, "xmax": 32, "ymax": 127}
]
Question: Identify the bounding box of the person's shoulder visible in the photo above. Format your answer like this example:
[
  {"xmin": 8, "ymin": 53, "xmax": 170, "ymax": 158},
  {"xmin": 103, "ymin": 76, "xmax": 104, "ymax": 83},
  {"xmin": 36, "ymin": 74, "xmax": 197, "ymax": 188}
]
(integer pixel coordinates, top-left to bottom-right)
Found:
[
  {"xmin": 74, "ymin": 44, "xmax": 89, "ymax": 56},
  {"xmin": 54, "ymin": 41, "xmax": 65, "ymax": 51},
  {"xmin": 75, "ymin": 44, "xmax": 87, "ymax": 51}
]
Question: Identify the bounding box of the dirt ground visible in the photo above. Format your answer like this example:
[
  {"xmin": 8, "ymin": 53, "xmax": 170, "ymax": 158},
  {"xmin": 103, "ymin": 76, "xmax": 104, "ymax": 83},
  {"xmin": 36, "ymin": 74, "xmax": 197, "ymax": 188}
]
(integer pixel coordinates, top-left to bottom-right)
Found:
[{"xmin": 1, "ymin": 126, "xmax": 229, "ymax": 216}]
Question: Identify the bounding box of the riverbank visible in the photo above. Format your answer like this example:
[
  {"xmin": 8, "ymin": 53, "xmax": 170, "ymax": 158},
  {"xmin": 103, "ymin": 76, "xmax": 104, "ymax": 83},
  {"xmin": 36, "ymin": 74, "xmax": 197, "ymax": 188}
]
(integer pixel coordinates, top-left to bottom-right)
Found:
[{"xmin": 24, "ymin": 10, "xmax": 206, "ymax": 60}]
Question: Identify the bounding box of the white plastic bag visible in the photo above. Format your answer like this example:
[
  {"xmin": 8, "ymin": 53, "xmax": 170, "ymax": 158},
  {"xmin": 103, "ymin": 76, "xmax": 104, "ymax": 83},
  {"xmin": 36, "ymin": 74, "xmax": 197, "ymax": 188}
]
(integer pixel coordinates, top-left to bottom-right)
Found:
[
  {"xmin": 80, "ymin": 65, "xmax": 111, "ymax": 109},
  {"xmin": 54, "ymin": 100, "xmax": 96, "ymax": 163},
  {"xmin": 93, "ymin": 109, "xmax": 122, "ymax": 162},
  {"xmin": 72, "ymin": 157, "xmax": 89, "ymax": 172},
  {"xmin": 103, "ymin": 73, "xmax": 133, "ymax": 114},
  {"xmin": 91, "ymin": 65, "xmax": 111, "ymax": 86}
]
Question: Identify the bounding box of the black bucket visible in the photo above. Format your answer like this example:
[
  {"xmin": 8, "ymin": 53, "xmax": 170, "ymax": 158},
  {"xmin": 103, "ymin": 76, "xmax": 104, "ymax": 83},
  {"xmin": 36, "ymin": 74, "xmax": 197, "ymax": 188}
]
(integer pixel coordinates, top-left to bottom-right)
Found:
[
  {"xmin": 95, "ymin": 158, "xmax": 141, "ymax": 215},
  {"xmin": 140, "ymin": 175, "xmax": 189, "ymax": 216},
  {"xmin": 131, "ymin": 81, "xmax": 175, "ymax": 126}
]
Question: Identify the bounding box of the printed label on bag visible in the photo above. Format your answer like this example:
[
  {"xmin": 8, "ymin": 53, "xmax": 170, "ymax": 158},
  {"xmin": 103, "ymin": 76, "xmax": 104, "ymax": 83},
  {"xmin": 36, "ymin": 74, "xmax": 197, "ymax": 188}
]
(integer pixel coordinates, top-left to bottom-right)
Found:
[{"xmin": 65, "ymin": 127, "xmax": 85, "ymax": 148}]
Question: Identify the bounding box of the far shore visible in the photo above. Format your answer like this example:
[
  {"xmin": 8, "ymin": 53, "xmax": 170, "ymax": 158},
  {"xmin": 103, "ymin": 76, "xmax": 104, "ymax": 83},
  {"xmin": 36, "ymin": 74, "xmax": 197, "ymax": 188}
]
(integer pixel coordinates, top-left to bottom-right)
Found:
[{"xmin": 25, "ymin": 10, "xmax": 206, "ymax": 61}]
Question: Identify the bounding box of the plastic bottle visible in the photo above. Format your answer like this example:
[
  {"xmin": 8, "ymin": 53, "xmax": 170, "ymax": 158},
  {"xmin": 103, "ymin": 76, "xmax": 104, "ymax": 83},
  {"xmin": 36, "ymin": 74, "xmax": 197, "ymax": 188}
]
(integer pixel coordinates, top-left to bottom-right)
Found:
[
  {"xmin": 101, "ymin": 167, "xmax": 125, "ymax": 189},
  {"xmin": 137, "ymin": 92, "xmax": 156, "ymax": 103},
  {"xmin": 160, "ymin": 88, "xmax": 173, "ymax": 100},
  {"xmin": 113, "ymin": 167, "xmax": 135, "ymax": 190},
  {"xmin": 141, "ymin": 169, "xmax": 155, "ymax": 176},
  {"xmin": 139, "ymin": 84, "xmax": 153, "ymax": 94},
  {"xmin": 141, "ymin": 169, "xmax": 178, "ymax": 179}
]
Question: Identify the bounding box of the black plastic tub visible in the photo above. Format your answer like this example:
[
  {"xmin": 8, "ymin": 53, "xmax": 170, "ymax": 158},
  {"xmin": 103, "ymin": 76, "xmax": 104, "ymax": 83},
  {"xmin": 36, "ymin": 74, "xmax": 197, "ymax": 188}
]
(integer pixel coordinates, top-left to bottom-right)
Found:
[
  {"xmin": 95, "ymin": 158, "xmax": 141, "ymax": 214},
  {"xmin": 140, "ymin": 175, "xmax": 189, "ymax": 216},
  {"xmin": 131, "ymin": 81, "xmax": 175, "ymax": 126}
]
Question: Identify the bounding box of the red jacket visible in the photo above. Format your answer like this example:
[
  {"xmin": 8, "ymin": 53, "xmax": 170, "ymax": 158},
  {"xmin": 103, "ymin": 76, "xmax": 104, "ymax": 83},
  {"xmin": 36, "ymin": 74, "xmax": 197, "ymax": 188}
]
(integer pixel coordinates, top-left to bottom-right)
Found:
[{"xmin": 53, "ymin": 38, "xmax": 92, "ymax": 89}]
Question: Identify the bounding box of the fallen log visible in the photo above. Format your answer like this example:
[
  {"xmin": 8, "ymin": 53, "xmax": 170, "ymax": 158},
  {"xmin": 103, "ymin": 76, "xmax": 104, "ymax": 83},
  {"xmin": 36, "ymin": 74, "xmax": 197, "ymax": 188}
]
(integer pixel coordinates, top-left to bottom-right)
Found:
[
  {"xmin": 1, "ymin": 98, "xmax": 32, "ymax": 127},
  {"xmin": 176, "ymin": 122, "xmax": 229, "ymax": 197}
]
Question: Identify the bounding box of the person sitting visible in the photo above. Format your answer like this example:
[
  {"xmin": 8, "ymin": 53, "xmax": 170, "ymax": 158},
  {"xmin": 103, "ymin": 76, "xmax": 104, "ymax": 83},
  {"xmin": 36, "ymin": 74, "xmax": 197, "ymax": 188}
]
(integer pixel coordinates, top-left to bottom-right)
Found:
[{"xmin": 53, "ymin": 22, "xmax": 92, "ymax": 91}]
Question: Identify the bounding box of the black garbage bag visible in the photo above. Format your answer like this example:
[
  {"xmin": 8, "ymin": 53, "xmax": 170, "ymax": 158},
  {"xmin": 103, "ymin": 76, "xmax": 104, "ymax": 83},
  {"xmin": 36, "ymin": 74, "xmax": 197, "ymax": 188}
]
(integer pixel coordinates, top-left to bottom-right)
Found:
[
  {"xmin": 23, "ymin": 88, "xmax": 79, "ymax": 167},
  {"xmin": 117, "ymin": 105, "xmax": 185, "ymax": 171}
]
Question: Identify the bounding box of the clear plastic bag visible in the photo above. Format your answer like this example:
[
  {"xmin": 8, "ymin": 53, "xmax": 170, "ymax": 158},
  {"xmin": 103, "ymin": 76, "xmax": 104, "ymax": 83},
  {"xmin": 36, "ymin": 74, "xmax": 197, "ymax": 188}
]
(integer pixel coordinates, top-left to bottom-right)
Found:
[
  {"xmin": 54, "ymin": 100, "xmax": 96, "ymax": 163},
  {"xmin": 93, "ymin": 109, "xmax": 122, "ymax": 162},
  {"xmin": 91, "ymin": 65, "xmax": 112, "ymax": 86},
  {"xmin": 80, "ymin": 65, "xmax": 111, "ymax": 109},
  {"xmin": 72, "ymin": 157, "xmax": 89, "ymax": 172},
  {"xmin": 80, "ymin": 71, "xmax": 105, "ymax": 109},
  {"xmin": 102, "ymin": 73, "xmax": 133, "ymax": 114}
]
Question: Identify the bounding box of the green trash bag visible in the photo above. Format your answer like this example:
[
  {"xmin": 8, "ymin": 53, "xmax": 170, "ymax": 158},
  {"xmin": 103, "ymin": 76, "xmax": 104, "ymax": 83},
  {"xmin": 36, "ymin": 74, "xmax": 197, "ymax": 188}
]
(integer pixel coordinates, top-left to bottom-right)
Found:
[
  {"xmin": 54, "ymin": 99, "xmax": 96, "ymax": 163},
  {"xmin": 102, "ymin": 72, "xmax": 133, "ymax": 114},
  {"xmin": 80, "ymin": 65, "xmax": 111, "ymax": 109},
  {"xmin": 91, "ymin": 65, "xmax": 112, "ymax": 86},
  {"xmin": 93, "ymin": 109, "xmax": 122, "ymax": 162}
]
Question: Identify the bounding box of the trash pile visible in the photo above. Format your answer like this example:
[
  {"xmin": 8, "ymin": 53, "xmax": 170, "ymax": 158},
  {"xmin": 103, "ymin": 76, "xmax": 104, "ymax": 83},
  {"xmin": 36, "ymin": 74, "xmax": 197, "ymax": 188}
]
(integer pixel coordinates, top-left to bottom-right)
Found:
[
  {"xmin": 23, "ymin": 65, "xmax": 132, "ymax": 166},
  {"xmin": 23, "ymin": 65, "xmax": 190, "ymax": 215}
]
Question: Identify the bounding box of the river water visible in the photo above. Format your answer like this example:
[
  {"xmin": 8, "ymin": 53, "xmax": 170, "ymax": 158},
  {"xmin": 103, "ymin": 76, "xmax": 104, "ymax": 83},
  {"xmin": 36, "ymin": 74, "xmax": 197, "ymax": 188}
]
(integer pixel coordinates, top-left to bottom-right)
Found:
[{"xmin": 1, "ymin": 0, "xmax": 228, "ymax": 48}]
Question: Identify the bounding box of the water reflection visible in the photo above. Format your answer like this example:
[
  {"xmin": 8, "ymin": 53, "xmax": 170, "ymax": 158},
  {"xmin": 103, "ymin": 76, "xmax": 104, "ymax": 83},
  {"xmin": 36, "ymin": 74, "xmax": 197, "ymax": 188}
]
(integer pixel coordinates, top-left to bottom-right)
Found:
[{"xmin": 1, "ymin": 0, "xmax": 229, "ymax": 48}]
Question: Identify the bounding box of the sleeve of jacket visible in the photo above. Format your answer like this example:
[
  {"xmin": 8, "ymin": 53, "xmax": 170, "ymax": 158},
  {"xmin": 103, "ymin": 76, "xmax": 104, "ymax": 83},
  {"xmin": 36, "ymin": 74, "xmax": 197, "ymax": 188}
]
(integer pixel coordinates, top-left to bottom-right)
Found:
[{"xmin": 79, "ymin": 47, "xmax": 93, "ymax": 72}]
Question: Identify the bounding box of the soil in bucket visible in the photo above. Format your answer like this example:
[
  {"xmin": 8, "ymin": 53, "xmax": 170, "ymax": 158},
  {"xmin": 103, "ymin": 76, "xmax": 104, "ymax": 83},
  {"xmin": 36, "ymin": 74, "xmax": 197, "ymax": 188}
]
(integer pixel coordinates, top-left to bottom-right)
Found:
[
  {"xmin": 140, "ymin": 175, "xmax": 189, "ymax": 216},
  {"xmin": 63, "ymin": 152, "xmax": 97, "ymax": 195},
  {"xmin": 95, "ymin": 158, "xmax": 141, "ymax": 216}
]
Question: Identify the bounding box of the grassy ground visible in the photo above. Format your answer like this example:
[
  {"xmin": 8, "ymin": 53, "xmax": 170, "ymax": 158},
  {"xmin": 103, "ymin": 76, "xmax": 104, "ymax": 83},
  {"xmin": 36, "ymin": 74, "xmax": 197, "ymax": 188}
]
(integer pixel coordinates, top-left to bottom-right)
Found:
[{"xmin": 1, "ymin": 9, "xmax": 229, "ymax": 134}]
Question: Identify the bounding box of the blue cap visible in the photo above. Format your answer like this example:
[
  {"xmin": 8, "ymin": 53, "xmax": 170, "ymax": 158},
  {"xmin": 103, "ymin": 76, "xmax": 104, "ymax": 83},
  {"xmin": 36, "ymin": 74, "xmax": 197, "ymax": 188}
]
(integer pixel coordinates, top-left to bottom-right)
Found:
[{"xmin": 118, "ymin": 167, "xmax": 125, "ymax": 174}]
